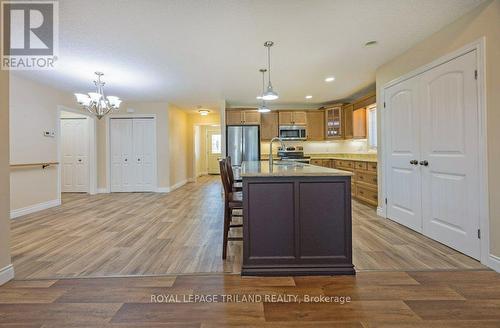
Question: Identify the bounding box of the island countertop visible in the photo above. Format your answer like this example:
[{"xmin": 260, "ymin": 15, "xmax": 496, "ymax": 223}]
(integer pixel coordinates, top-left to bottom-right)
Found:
[{"xmin": 240, "ymin": 161, "xmax": 353, "ymax": 178}]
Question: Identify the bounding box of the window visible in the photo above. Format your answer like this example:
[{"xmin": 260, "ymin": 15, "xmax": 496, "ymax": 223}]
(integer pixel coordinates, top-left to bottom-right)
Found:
[
  {"xmin": 211, "ymin": 134, "xmax": 221, "ymax": 154},
  {"xmin": 367, "ymin": 106, "xmax": 377, "ymax": 149}
]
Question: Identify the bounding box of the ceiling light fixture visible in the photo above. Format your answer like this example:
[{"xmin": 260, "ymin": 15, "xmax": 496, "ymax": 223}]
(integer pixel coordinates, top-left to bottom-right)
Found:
[
  {"xmin": 198, "ymin": 107, "xmax": 210, "ymax": 116},
  {"xmin": 325, "ymin": 76, "xmax": 335, "ymax": 82},
  {"xmin": 365, "ymin": 40, "xmax": 378, "ymax": 47},
  {"xmin": 262, "ymin": 41, "xmax": 279, "ymax": 101},
  {"xmin": 257, "ymin": 68, "xmax": 271, "ymax": 113},
  {"xmin": 305, "ymin": 95, "xmax": 313, "ymax": 99},
  {"xmin": 74, "ymin": 72, "xmax": 122, "ymax": 119}
]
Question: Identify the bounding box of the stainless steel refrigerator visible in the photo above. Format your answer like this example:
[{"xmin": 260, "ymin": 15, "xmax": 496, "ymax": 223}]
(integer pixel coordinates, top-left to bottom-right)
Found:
[{"xmin": 226, "ymin": 125, "xmax": 260, "ymax": 166}]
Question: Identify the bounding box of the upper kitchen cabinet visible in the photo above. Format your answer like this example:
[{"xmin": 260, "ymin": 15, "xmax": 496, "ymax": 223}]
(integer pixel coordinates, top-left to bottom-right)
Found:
[
  {"xmin": 352, "ymin": 108, "xmax": 367, "ymax": 138},
  {"xmin": 226, "ymin": 110, "xmax": 261, "ymax": 125},
  {"xmin": 279, "ymin": 111, "xmax": 307, "ymax": 125},
  {"xmin": 325, "ymin": 105, "xmax": 343, "ymax": 139},
  {"xmin": 342, "ymin": 104, "xmax": 354, "ymax": 139},
  {"xmin": 260, "ymin": 111, "xmax": 279, "ymax": 140},
  {"xmin": 306, "ymin": 110, "xmax": 324, "ymax": 141}
]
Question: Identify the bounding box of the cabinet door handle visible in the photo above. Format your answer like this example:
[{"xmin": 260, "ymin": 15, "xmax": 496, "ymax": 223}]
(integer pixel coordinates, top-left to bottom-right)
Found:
[
  {"xmin": 419, "ymin": 160, "xmax": 429, "ymax": 166},
  {"xmin": 124, "ymin": 158, "xmax": 128, "ymax": 162},
  {"xmin": 410, "ymin": 160, "xmax": 418, "ymax": 165}
]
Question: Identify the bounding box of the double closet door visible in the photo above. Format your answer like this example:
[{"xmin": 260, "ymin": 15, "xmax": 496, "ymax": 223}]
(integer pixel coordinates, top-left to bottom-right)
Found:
[
  {"xmin": 385, "ymin": 50, "xmax": 480, "ymax": 259},
  {"xmin": 110, "ymin": 118, "xmax": 155, "ymax": 192}
]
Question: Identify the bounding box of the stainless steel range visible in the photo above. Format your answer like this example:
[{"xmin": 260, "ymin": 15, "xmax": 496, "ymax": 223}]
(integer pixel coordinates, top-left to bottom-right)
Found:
[{"xmin": 277, "ymin": 146, "xmax": 310, "ymax": 164}]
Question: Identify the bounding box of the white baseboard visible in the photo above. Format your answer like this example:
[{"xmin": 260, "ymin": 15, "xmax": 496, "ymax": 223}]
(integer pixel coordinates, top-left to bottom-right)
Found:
[
  {"xmin": 97, "ymin": 188, "xmax": 108, "ymax": 194},
  {"xmin": 168, "ymin": 179, "xmax": 188, "ymax": 192},
  {"xmin": 10, "ymin": 199, "xmax": 61, "ymax": 219},
  {"xmin": 489, "ymin": 254, "xmax": 500, "ymax": 273},
  {"xmin": 0, "ymin": 264, "xmax": 14, "ymax": 286},
  {"xmin": 188, "ymin": 177, "xmax": 196, "ymax": 183},
  {"xmin": 156, "ymin": 187, "xmax": 170, "ymax": 193},
  {"xmin": 376, "ymin": 206, "xmax": 386, "ymax": 218}
]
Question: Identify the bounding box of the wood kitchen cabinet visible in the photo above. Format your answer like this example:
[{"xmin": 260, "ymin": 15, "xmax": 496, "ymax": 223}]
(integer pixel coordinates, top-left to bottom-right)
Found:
[
  {"xmin": 279, "ymin": 111, "xmax": 307, "ymax": 125},
  {"xmin": 306, "ymin": 111, "xmax": 324, "ymax": 140},
  {"xmin": 325, "ymin": 105, "xmax": 343, "ymax": 139},
  {"xmin": 312, "ymin": 158, "xmax": 378, "ymax": 207},
  {"xmin": 226, "ymin": 110, "xmax": 261, "ymax": 125},
  {"xmin": 260, "ymin": 111, "xmax": 279, "ymax": 140},
  {"xmin": 353, "ymin": 108, "xmax": 367, "ymax": 138},
  {"xmin": 343, "ymin": 104, "xmax": 354, "ymax": 139}
]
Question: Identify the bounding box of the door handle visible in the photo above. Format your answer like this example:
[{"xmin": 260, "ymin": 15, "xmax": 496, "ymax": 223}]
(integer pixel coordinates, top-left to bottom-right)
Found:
[
  {"xmin": 78, "ymin": 159, "xmax": 82, "ymax": 162},
  {"xmin": 410, "ymin": 160, "xmax": 418, "ymax": 165},
  {"xmin": 419, "ymin": 160, "xmax": 429, "ymax": 166},
  {"xmin": 137, "ymin": 158, "xmax": 141, "ymax": 162}
]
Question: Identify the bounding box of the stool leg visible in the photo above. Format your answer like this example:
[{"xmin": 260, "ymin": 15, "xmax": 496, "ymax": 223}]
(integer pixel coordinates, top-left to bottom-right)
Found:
[{"xmin": 222, "ymin": 203, "xmax": 230, "ymax": 259}]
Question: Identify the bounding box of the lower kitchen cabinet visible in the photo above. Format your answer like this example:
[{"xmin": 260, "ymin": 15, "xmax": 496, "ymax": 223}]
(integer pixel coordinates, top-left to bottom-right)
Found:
[{"xmin": 310, "ymin": 158, "xmax": 378, "ymax": 207}]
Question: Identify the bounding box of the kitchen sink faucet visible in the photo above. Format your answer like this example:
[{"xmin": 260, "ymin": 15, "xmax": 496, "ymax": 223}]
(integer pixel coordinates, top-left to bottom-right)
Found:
[{"xmin": 269, "ymin": 137, "xmax": 286, "ymax": 167}]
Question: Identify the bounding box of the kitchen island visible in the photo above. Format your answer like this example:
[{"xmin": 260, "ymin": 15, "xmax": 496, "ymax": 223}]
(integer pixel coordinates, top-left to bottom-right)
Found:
[{"xmin": 240, "ymin": 161, "xmax": 355, "ymax": 276}]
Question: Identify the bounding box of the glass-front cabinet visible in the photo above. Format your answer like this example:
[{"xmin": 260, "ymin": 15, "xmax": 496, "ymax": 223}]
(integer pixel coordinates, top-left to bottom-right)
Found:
[{"xmin": 325, "ymin": 105, "xmax": 343, "ymax": 139}]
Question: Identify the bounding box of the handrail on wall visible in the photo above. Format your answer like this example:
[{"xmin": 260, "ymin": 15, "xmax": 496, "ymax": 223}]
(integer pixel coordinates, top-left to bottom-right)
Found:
[{"xmin": 10, "ymin": 162, "xmax": 59, "ymax": 169}]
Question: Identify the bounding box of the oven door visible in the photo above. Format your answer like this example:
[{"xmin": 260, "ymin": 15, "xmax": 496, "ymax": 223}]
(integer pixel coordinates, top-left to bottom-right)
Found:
[{"xmin": 279, "ymin": 126, "xmax": 307, "ymax": 140}]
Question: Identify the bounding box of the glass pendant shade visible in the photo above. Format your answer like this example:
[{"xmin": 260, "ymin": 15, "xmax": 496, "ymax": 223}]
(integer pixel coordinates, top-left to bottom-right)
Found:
[
  {"xmin": 88, "ymin": 92, "xmax": 102, "ymax": 102},
  {"xmin": 74, "ymin": 93, "xmax": 91, "ymax": 106},
  {"xmin": 262, "ymin": 83, "xmax": 279, "ymax": 100}
]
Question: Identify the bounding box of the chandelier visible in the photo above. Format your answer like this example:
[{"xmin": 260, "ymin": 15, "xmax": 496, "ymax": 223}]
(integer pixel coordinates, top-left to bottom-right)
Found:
[{"xmin": 74, "ymin": 72, "xmax": 122, "ymax": 119}]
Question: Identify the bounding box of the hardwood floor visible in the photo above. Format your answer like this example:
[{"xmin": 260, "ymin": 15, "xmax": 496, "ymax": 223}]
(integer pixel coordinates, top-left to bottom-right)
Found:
[
  {"xmin": 11, "ymin": 176, "xmax": 484, "ymax": 280},
  {"xmin": 1, "ymin": 271, "xmax": 500, "ymax": 326}
]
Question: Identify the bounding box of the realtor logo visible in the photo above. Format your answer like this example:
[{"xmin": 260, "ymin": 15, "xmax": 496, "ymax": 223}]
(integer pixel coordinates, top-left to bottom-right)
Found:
[{"xmin": 1, "ymin": 0, "xmax": 58, "ymax": 70}]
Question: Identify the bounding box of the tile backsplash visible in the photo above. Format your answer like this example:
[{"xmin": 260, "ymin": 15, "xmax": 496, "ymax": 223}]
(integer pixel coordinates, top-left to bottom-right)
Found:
[{"xmin": 261, "ymin": 139, "xmax": 377, "ymax": 155}]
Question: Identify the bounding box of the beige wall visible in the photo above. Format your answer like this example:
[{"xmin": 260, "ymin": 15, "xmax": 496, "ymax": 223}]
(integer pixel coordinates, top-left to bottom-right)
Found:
[
  {"xmin": 168, "ymin": 106, "xmax": 189, "ymax": 188},
  {"xmin": 9, "ymin": 74, "xmax": 73, "ymax": 211},
  {"xmin": 97, "ymin": 102, "xmax": 170, "ymax": 190},
  {"xmin": 376, "ymin": 0, "xmax": 500, "ymax": 256},
  {"xmin": 0, "ymin": 69, "xmax": 12, "ymax": 275}
]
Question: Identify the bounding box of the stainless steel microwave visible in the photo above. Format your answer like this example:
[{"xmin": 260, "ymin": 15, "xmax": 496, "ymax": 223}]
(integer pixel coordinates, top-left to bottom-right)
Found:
[{"xmin": 279, "ymin": 125, "xmax": 307, "ymax": 140}]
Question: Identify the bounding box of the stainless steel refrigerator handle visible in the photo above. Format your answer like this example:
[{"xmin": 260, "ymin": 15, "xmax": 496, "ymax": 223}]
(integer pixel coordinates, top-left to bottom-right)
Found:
[{"xmin": 241, "ymin": 127, "xmax": 246, "ymax": 162}]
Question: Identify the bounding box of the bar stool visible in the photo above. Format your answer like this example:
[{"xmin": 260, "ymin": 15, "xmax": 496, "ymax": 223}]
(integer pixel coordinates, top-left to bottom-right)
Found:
[
  {"xmin": 225, "ymin": 157, "xmax": 242, "ymax": 192},
  {"xmin": 226, "ymin": 156, "xmax": 242, "ymax": 183},
  {"xmin": 219, "ymin": 159, "xmax": 243, "ymax": 259}
]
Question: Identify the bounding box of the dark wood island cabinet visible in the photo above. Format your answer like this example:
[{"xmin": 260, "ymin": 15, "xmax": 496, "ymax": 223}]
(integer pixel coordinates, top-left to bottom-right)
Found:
[{"xmin": 240, "ymin": 161, "xmax": 355, "ymax": 276}]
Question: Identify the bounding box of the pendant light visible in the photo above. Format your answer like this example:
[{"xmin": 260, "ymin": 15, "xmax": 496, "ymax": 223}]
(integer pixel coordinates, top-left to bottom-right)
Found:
[
  {"xmin": 262, "ymin": 41, "xmax": 279, "ymax": 100},
  {"xmin": 257, "ymin": 69, "xmax": 271, "ymax": 113}
]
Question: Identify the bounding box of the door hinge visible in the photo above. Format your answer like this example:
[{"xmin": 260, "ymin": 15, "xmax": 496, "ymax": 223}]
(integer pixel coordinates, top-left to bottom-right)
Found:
[
  {"xmin": 478, "ymin": 229, "xmax": 481, "ymax": 239},
  {"xmin": 385, "ymin": 198, "xmax": 388, "ymax": 205},
  {"xmin": 474, "ymin": 70, "xmax": 478, "ymax": 80},
  {"xmin": 384, "ymin": 102, "xmax": 386, "ymax": 108}
]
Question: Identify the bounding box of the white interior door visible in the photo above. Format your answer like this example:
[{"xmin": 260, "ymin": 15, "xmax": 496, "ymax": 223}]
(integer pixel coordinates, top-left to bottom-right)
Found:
[
  {"xmin": 207, "ymin": 129, "xmax": 221, "ymax": 174},
  {"xmin": 110, "ymin": 118, "xmax": 134, "ymax": 192},
  {"xmin": 61, "ymin": 118, "xmax": 89, "ymax": 192},
  {"xmin": 385, "ymin": 77, "xmax": 423, "ymax": 232},
  {"xmin": 420, "ymin": 50, "xmax": 480, "ymax": 259},
  {"xmin": 132, "ymin": 119, "xmax": 155, "ymax": 191}
]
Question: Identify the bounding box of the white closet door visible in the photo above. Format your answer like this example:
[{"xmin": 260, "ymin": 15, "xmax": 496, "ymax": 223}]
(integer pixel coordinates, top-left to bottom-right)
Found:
[
  {"xmin": 61, "ymin": 118, "xmax": 89, "ymax": 192},
  {"xmin": 132, "ymin": 119, "xmax": 155, "ymax": 192},
  {"xmin": 385, "ymin": 76, "xmax": 423, "ymax": 232},
  {"xmin": 420, "ymin": 50, "xmax": 480, "ymax": 259},
  {"xmin": 110, "ymin": 119, "xmax": 134, "ymax": 192}
]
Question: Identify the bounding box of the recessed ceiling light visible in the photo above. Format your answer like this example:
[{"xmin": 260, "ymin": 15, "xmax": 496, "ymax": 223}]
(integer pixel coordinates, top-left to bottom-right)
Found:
[
  {"xmin": 325, "ymin": 77, "xmax": 335, "ymax": 82},
  {"xmin": 365, "ymin": 40, "xmax": 378, "ymax": 47},
  {"xmin": 305, "ymin": 95, "xmax": 313, "ymax": 99}
]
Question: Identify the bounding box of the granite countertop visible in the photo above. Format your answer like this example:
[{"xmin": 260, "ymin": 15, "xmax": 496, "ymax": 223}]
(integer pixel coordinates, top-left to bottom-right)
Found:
[{"xmin": 240, "ymin": 161, "xmax": 353, "ymax": 177}]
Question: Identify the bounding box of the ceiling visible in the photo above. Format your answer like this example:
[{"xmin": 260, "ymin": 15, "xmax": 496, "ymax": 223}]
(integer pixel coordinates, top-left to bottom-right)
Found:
[{"xmin": 15, "ymin": 0, "xmax": 485, "ymax": 111}]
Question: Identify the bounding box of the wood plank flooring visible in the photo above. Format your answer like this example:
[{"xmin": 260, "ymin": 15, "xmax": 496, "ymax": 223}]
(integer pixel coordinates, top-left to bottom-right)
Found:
[
  {"xmin": 1, "ymin": 271, "xmax": 500, "ymax": 327},
  {"xmin": 11, "ymin": 175, "xmax": 484, "ymax": 280}
]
